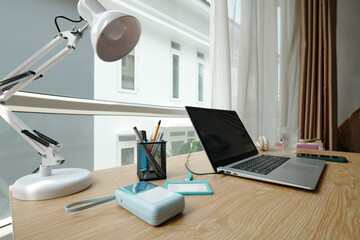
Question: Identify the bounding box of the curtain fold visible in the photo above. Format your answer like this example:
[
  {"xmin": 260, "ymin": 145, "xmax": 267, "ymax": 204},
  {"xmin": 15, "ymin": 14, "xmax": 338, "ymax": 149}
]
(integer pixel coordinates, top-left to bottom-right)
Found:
[
  {"xmin": 210, "ymin": 0, "xmax": 301, "ymax": 144},
  {"xmin": 210, "ymin": 0, "xmax": 231, "ymax": 110},
  {"xmin": 299, "ymin": 0, "xmax": 338, "ymax": 150},
  {"xmin": 232, "ymin": 0, "xmax": 278, "ymax": 142},
  {"xmin": 279, "ymin": 0, "xmax": 301, "ymax": 129}
]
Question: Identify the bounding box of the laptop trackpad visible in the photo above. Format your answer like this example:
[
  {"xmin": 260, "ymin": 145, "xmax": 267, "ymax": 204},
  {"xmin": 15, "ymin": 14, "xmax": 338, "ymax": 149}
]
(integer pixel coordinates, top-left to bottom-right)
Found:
[{"xmin": 283, "ymin": 163, "xmax": 317, "ymax": 173}]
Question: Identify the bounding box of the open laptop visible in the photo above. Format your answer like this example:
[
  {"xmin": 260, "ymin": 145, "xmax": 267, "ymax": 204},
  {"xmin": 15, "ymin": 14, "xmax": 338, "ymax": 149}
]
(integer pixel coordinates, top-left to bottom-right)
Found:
[{"xmin": 185, "ymin": 106, "xmax": 325, "ymax": 190}]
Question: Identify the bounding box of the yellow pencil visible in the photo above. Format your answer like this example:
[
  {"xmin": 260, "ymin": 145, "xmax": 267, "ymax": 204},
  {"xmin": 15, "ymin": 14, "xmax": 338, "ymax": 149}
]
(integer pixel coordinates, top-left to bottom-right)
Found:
[{"xmin": 150, "ymin": 120, "xmax": 161, "ymax": 152}]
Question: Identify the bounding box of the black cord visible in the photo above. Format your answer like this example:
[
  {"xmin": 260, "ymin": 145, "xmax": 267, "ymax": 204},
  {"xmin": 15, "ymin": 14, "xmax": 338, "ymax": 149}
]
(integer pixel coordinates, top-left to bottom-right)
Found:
[
  {"xmin": 32, "ymin": 166, "xmax": 39, "ymax": 174},
  {"xmin": 184, "ymin": 151, "xmax": 217, "ymax": 175},
  {"xmin": 54, "ymin": 16, "xmax": 84, "ymax": 33}
]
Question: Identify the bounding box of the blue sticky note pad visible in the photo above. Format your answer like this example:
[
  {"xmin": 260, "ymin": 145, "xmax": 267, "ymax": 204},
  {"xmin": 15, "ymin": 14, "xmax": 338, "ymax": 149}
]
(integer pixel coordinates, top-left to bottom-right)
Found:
[{"xmin": 164, "ymin": 180, "xmax": 213, "ymax": 195}]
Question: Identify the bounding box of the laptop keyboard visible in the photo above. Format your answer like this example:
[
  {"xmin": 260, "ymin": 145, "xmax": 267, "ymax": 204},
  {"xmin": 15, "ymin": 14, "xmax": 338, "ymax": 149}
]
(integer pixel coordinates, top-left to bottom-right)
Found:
[{"xmin": 232, "ymin": 155, "xmax": 290, "ymax": 175}]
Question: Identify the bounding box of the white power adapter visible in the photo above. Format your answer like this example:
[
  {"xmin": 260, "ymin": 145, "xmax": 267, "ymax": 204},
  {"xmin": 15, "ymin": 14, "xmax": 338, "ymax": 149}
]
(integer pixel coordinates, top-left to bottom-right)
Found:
[
  {"xmin": 65, "ymin": 181, "xmax": 185, "ymax": 226},
  {"xmin": 115, "ymin": 181, "xmax": 185, "ymax": 226}
]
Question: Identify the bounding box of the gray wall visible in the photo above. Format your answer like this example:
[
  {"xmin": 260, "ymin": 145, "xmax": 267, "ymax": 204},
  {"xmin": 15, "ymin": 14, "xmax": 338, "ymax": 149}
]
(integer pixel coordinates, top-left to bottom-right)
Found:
[
  {"xmin": 0, "ymin": 0, "xmax": 94, "ymax": 99},
  {"xmin": 337, "ymin": 0, "xmax": 360, "ymax": 125}
]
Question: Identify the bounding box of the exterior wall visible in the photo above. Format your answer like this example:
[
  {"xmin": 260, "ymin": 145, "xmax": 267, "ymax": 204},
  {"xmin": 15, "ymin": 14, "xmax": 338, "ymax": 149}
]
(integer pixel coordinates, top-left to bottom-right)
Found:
[
  {"xmin": 93, "ymin": 0, "xmax": 210, "ymax": 170},
  {"xmin": 95, "ymin": 0, "xmax": 210, "ymax": 107}
]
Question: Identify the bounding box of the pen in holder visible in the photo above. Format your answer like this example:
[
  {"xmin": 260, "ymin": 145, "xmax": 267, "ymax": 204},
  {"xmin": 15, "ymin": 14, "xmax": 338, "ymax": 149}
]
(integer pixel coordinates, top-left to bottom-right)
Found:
[{"xmin": 137, "ymin": 141, "xmax": 167, "ymax": 181}]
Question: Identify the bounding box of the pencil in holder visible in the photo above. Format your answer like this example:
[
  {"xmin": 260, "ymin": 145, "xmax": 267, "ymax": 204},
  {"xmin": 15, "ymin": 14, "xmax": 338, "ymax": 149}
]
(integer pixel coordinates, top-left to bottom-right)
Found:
[{"xmin": 137, "ymin": 141, "xmax": 167, "ymax": 181}]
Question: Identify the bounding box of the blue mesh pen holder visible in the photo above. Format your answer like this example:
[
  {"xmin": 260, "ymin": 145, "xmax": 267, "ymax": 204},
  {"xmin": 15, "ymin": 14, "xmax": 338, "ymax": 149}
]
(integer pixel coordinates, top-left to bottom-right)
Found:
[{"xmin": 137, "ymin": 141, "xmax": 167, "ymax": 181}]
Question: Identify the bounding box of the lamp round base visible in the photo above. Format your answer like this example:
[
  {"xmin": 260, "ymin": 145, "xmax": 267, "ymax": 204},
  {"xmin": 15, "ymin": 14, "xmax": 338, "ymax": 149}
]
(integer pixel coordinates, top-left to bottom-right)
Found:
[{"xmin": 12, "ymin": 168, "xmax": 92, "ymax": 200}]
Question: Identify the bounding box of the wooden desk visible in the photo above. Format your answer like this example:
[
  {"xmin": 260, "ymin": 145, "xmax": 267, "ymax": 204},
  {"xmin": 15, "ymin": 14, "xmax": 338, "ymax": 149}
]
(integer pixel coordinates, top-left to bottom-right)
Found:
[{"xmin": 10, "ymin": 147, "xmax": 360, "ymax": 239}]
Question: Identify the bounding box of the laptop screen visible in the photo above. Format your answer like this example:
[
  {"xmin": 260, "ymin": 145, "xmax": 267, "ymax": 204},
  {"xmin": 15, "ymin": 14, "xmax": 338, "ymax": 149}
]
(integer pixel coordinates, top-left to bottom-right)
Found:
[{"xmin": 186, "ymin": 106, "xmax": 258, "ymax": 172}]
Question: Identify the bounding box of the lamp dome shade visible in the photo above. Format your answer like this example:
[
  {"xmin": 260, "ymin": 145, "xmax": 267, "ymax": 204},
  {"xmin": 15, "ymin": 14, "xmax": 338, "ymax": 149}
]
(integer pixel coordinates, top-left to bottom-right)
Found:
[
  {"xmin": 78, "ymin": 0, "xmax": 141, "ymax": 62},
  {"xmin": 91, "ymin": 11, "xmax": 141, "ymax": 62}
]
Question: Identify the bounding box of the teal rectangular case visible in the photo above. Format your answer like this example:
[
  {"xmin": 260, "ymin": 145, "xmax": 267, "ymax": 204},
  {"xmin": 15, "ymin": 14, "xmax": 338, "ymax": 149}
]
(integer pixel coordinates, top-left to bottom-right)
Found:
[
  {"xmin": 115, "ymin": 182, "xmax": 184, "ymax": 226},
  {"xmin": 164, "ymin": 180, "xmax": 213, "ymax": 195}
]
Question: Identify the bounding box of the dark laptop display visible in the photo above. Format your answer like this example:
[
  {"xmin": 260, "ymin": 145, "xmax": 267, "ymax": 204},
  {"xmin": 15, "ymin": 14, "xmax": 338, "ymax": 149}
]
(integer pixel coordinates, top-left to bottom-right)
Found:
[
  {"xmin": 185, "ymin": 106, "xmax": 326, "ymax": 190},
  {"xmin": 186, "ymin": 106, "xmax": 258, "ymax": 171}
]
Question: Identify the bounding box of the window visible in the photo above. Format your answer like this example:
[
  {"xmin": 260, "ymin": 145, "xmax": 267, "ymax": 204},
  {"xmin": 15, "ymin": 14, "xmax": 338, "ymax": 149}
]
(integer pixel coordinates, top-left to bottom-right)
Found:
[
  {"xmin": 187, "ymin": 131, "xmax": 195, "ymax": 137},
  {"xmin": 119, "ymin": 50, "xmax": 136, "ymax": 92},
  {"xmin": 197, "ymin": 52, "xmax": 205, "ymax": 102},
  {"xmin": 171, "ymin": 41, "xmax": 181, "ymax": 99},
  {"xmin": 171, "ymin": 41, "xmax": 181, "ymax": 50},
  {"xmin": 120, "ymin": 148, "xmax": 135, "ymax": 165},
  {"xmin": 170, "ymin": 131, "xmax": 186, "ymax": 137},
  {"xmin": 116, "ymin": 134, "xmax": 136, "ymax": 166}
]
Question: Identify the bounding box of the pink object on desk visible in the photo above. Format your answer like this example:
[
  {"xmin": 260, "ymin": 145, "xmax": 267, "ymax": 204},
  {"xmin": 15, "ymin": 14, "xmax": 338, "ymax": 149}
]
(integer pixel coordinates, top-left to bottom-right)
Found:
[
  {"xmin": 275, "ymin": 142, "xmax": 319, "ymax": 150},
  {"xmin": 297, "ymin": 143, "xmax": 319, "ymax": 149}
]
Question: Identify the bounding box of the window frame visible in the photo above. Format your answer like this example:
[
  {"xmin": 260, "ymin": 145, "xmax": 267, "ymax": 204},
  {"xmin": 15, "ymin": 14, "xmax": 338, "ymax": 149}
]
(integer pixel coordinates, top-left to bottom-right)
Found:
[
  {"xmin": 117, "ymin": 49, "xmax": 138, "ymax": 94},
  {"xmin": 117, "ymin": 136, "xmax": 137, "ymax": 166},
  {"xmin": 196, "ymin": 51, "xmax": 205, "ymax": 103},
  {"xmin": 170, "ymin": 41, "xmax": 181, "ymax": 101}
]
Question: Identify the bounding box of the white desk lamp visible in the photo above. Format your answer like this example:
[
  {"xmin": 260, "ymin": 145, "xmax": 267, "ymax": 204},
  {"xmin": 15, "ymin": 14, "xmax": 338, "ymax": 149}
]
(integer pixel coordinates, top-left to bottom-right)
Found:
[{"xmin": 0, "ymin": 0, "xmax": 141, "ymax": 200}]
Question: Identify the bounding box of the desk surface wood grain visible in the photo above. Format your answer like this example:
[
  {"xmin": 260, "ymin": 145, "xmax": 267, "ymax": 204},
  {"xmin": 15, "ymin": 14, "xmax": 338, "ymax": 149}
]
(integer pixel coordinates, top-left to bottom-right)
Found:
[{"xmin": 10, "ymin": 147, "xmax": 360, "ymax": 239}]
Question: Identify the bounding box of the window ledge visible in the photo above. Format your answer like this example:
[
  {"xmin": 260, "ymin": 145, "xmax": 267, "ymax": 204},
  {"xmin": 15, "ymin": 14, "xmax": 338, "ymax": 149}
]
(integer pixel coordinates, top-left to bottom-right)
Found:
[{"xmin": 5, "ymin": 92, "xmax": 187, "ymax": 117}]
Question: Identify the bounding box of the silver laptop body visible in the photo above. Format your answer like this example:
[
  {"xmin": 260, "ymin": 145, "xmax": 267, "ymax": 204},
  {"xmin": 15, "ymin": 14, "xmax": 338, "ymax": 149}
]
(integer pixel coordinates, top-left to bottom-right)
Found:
[{"xmin": 186, "ymin": 106, "xmax": 325, "ymax": 190}]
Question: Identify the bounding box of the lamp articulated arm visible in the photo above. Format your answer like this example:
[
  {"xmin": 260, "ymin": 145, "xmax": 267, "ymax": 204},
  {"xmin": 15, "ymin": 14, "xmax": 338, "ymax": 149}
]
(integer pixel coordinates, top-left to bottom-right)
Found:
[
  {"xmin": 7, "ymin": 0, "xmax": 141, "ymax": 200},
  {"xmin": 0, "ymin": 24, "xmax": 88, "ymax": 171},
  {"xmin": 0, "ymin": 104, "xmax": 63, "ymax": 168}
]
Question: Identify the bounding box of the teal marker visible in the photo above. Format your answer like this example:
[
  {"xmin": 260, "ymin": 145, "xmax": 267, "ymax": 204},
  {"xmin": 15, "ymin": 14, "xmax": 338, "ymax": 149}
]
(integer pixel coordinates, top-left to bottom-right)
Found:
[{"xmin": 185, "ymin": 173, "xmax": 193, "ymax": 181}]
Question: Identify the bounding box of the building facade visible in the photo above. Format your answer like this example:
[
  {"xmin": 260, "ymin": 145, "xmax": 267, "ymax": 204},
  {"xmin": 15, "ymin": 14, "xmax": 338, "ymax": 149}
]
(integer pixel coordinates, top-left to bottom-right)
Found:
[{"xmin": 94, "ymin": 0, "xmax": 210, "ymax": 169}]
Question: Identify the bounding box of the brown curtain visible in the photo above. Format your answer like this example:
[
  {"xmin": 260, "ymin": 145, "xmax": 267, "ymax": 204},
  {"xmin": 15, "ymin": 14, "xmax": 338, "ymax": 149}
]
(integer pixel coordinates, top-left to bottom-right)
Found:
[{"xmin": 299, "ymin": 0, "xmax": 337, "ymax": 150}]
